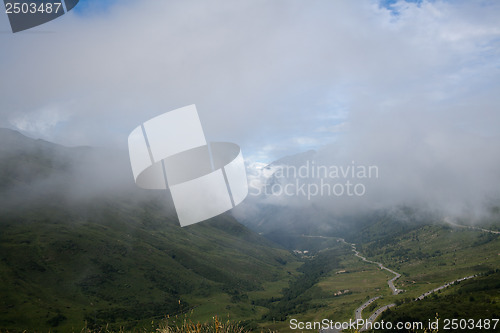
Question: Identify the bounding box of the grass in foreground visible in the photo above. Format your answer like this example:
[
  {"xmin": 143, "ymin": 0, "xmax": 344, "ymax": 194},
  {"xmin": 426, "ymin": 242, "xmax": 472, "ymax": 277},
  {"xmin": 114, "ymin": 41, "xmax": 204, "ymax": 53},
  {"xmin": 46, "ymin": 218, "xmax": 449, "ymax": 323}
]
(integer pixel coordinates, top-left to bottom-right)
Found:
[
  {"xmin": 0, "ymin": 317, "xmax": 279, "ymax": 333},
  {"xmin": 155, "ymin": 316, "xmax": 275, "ymax": 333}
]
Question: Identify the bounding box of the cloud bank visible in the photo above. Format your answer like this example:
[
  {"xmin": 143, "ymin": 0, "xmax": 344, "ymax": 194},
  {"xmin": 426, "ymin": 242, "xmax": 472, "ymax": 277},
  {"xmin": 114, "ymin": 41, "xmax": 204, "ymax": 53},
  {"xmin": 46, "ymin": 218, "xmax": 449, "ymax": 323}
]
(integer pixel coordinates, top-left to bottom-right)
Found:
[{"xmin": 1, "ymin": 0, "xmax": 499, "ymax": 218}]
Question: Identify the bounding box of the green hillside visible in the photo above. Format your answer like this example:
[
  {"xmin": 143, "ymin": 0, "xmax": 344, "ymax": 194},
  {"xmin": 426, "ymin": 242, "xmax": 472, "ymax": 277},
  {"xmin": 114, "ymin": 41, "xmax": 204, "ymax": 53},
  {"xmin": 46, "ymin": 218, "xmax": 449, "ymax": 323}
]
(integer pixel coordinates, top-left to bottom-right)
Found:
[
  {"xmin": 355, "ymin": 221, "xmax": 500, "ymax": 295},
  {"xmin": 379, "ymin": 270, "xmax": 500, "ymax": 332},
  {"xmin": 263, "ymin": 212, "xmax": 500, "ymax": 332},
  {"xmin": 2, "ymin": 129, "xmax": 499, "ymax": 333},
  {"xmin": 0, "ymin": 129, "xmax": 299, "ymax": 332},
  {"xmin": 0, "ymin": 202, "xmax": 297, "ymax": 332}
]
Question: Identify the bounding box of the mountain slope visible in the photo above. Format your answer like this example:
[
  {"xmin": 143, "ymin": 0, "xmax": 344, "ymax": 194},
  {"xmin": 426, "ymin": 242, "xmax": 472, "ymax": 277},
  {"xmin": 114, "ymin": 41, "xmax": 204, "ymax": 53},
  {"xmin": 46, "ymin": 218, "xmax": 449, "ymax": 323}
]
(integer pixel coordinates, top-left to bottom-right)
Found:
[
  {"xmin": 378, "ymin": 270, "xmax": 500, "ymax": 332},
  {"xmin": 0, "ymin": 129, "xmax": 297, "ymax": 332}
]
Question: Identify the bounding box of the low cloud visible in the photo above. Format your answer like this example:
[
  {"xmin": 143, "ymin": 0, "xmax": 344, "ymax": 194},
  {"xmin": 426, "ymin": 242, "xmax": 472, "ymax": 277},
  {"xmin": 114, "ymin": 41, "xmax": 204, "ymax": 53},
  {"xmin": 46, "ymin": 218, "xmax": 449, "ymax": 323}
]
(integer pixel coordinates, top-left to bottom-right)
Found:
[{"xmin": 0, "ymin": 0, "xmax": 499, "ymax": 221}]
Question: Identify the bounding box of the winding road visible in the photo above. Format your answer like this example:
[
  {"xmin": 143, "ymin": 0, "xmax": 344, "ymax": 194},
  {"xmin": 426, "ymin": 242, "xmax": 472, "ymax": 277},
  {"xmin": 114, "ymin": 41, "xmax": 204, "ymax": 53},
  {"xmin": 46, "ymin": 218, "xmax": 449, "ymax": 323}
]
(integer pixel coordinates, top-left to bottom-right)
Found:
[
  {"xmin": 354, "ymin": 296, "xmax": 396, "ymax": 332},
  {"xmin": 318, "ymin": 234, "xmax": 483, "ymax": 332},
  {"xmin": 355, "ymin": 296, "xmax": 380, "ymax": 321},
  {"xmin": 415, "ymin": 275, "xmax": 477, "ymax": 301},
  {"xmin": 359, "ymin": 303, "xmax": 396, "ymax": 332},
  {"xmin": 349, "ymin": 242, "xmax": 402, "ymax": 295},
  {"xmin": 319, "ymin": 240, "xmax": 402, "ymax": 332},
  {"xmin": 444, "ymin": 217, "xmax": 500, "ymax": 234}
]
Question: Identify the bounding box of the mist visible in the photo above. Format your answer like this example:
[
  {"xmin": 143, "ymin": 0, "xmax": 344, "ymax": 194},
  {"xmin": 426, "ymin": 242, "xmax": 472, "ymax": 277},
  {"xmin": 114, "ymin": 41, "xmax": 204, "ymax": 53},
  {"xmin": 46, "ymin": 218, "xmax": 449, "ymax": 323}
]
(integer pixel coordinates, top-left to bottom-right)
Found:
[
  {"xmin": 1, "ymin": 0, "xmax": 499, "ymax": 225},
  {"xmin": 0, "ymin": 129, "xmax": 166, "ymax": 214}
]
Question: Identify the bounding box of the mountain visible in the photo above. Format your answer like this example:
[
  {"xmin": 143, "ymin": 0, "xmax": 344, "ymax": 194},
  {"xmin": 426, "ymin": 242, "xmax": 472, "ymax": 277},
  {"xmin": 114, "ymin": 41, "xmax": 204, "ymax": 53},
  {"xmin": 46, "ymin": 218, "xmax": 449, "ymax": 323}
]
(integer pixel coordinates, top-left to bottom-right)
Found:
[
  {"xmin": 237, "ymin": 149, "xmax": 500, "ymax": 251},
  {"xmin": 0, "ymin": 129, "xmax": 297, "ymax": 332},
  {"xmin": 235, "ymin": 150, "xmax": 383, "ymax": 250},
  {"xmin": 262, "ymin": 212, "xmax": 500, "ymax": 332},
  {"xmin": 3, "ymin": 130, "xmax": 498, "ymax": 332},
  {"xmin": 0, "ymin": 128, "xmax": 72, "ymax": 190},
  {"xmin": 237, "ymin": 149, "xmax": 500, "ymax": 332}
]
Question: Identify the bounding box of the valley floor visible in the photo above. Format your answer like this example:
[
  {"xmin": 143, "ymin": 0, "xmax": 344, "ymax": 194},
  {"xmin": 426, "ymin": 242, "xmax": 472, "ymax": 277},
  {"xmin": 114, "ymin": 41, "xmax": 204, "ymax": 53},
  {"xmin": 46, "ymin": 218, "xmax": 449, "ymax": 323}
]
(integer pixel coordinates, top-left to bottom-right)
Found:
[{"xmin": 262, "ymin": 221, "xmax": 500, "ymax": 332}]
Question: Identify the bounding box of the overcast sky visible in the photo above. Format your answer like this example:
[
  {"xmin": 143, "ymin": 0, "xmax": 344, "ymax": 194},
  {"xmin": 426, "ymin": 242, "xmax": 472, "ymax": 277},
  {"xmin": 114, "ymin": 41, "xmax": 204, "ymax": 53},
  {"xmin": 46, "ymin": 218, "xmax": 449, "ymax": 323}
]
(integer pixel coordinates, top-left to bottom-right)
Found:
[{"xmin": 1, "ymin": 0, "xmax": 500, "ymax": 215}]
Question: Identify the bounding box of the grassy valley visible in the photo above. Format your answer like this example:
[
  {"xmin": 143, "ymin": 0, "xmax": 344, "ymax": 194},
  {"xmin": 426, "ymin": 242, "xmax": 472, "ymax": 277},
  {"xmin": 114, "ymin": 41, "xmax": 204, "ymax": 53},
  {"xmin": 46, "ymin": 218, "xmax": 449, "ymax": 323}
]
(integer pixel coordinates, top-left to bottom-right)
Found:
[
  {"xmin": 254, "ymin": 213, "xmax": 500, "ymax": 332},
  {"xmin": 1, "ymin": 130, "xmax": 499, "ymax": 333}
]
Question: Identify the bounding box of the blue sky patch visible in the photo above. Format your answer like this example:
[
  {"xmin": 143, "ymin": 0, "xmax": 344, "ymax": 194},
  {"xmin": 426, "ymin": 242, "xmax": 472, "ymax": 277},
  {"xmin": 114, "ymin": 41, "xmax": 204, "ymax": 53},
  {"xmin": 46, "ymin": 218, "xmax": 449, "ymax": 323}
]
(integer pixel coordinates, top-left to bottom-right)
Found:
[{"xmin": 71, "ymin": 0, "xmax": 120, "ymax": 15}]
